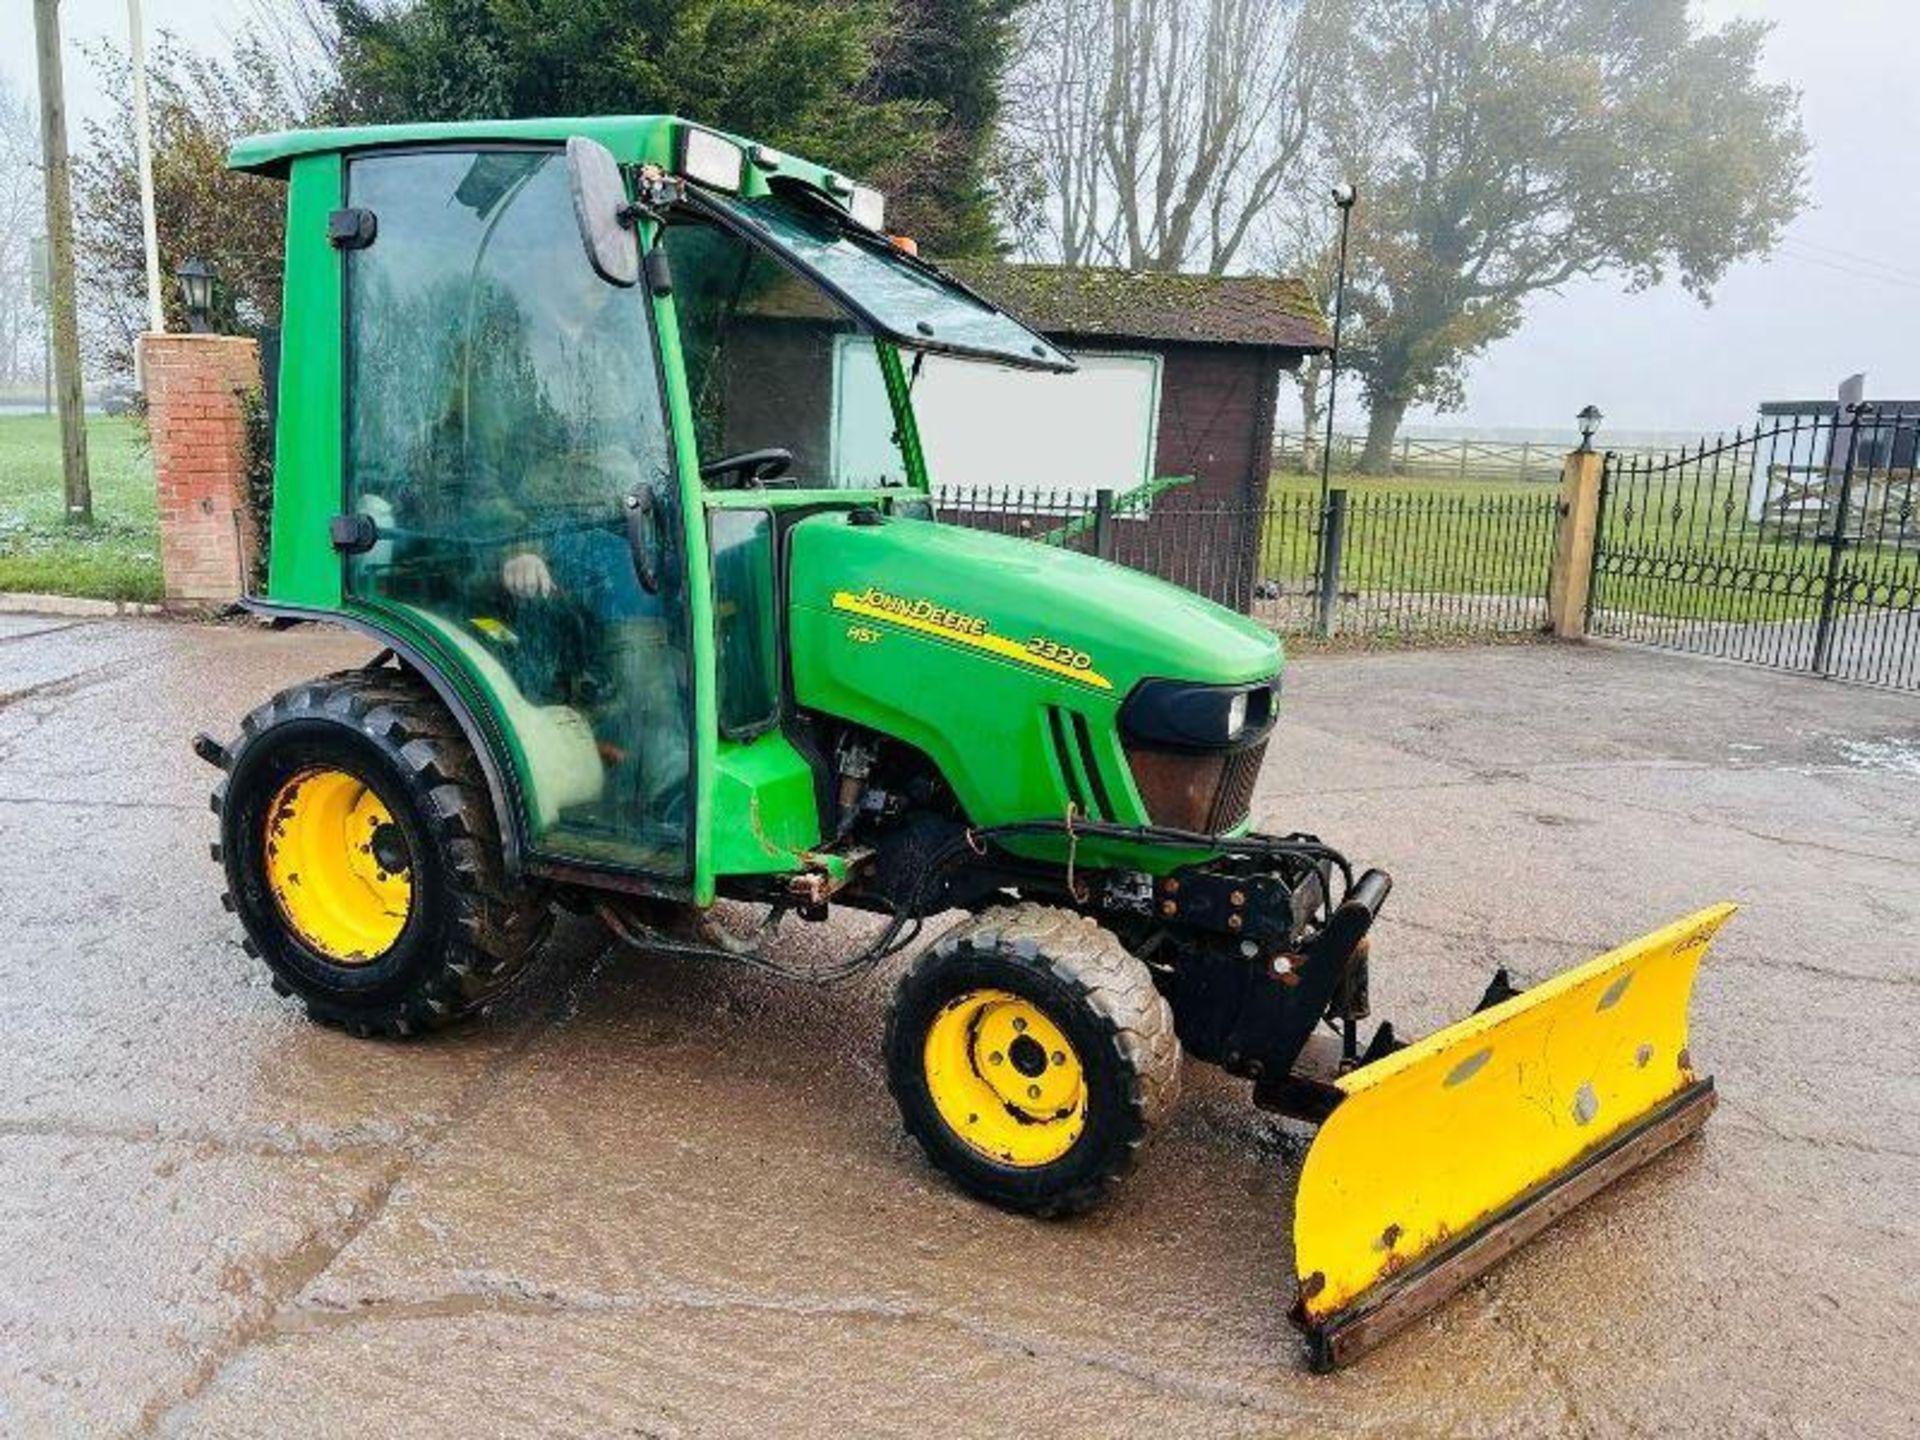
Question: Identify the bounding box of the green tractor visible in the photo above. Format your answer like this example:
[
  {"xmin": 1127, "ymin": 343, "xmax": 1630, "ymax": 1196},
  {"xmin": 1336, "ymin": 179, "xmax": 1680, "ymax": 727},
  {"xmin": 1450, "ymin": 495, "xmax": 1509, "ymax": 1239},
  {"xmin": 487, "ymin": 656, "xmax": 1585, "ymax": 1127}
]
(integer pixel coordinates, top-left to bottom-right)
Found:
[{"xmin": 200, "ymin": 116, "xmax": 1732, "ymax": 1369}]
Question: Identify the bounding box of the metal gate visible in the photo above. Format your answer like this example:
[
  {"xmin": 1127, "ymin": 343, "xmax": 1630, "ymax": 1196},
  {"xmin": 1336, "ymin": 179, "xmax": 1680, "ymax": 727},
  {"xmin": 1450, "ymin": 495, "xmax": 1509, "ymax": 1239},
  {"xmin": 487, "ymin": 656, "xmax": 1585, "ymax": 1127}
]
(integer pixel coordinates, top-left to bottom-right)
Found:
[{"xmin": 1590, "ymin": 405, "xmax": 1920, "ymax": 690}]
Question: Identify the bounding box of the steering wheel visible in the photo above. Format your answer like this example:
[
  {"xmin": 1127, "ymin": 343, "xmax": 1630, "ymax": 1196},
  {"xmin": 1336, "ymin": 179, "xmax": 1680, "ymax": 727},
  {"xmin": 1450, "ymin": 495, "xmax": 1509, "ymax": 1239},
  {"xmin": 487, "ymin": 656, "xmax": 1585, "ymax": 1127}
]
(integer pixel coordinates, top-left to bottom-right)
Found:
[{"xmin": 700, "ymin": 447, "xmax": 794, "ymax": 489}]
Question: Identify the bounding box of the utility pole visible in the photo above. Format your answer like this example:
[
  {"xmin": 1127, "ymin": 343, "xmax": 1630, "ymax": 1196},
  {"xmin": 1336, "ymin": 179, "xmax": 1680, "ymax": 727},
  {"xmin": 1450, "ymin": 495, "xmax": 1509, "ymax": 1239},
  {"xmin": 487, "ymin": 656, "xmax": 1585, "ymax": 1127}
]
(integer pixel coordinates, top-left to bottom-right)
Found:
[{"xmin": 33, "ymin": 0, "xmax": 93, "ymax": 522}]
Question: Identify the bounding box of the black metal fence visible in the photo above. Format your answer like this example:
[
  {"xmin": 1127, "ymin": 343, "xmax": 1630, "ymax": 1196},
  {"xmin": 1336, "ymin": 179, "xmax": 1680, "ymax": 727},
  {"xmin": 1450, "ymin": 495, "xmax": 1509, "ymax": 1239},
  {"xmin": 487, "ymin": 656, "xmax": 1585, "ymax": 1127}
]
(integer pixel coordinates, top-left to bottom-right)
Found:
[
  {"xmin": 935, "ymin": 484, "xmax": 1560, "ymax": 642},
  {"xmin": 1590, "ymin": 407, "xmax": 1920, "ymax": 690}
]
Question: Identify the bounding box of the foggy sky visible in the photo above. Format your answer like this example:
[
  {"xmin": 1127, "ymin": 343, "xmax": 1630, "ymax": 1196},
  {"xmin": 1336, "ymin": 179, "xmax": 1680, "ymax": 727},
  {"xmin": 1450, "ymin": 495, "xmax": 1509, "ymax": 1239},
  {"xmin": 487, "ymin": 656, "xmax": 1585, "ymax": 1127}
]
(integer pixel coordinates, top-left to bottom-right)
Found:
[{"xmin": 8, "ymin": 0, "xmax": 1912, "ymax": 442}]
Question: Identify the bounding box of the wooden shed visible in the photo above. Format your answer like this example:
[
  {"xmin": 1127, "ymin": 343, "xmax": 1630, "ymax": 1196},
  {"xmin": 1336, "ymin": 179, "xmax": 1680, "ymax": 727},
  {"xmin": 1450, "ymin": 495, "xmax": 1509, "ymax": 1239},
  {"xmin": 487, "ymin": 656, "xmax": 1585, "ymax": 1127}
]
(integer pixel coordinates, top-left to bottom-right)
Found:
[{"xmin": 937, "ymin": 262, "xmax": 1330, "ymax": 609}]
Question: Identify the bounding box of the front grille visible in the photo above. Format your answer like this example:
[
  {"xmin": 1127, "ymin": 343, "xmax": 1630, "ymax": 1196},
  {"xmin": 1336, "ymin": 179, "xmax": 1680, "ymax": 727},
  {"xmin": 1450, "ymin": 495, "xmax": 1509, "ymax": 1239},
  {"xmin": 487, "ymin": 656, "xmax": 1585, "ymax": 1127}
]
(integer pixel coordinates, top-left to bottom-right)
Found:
[
  {"xmin": 1208, "ymin": 741, "xmax": 1266, "ymax": 831},
  {"xmin": 1124, "ymin": 738, "xmax": 1268, "ymax": 833}
]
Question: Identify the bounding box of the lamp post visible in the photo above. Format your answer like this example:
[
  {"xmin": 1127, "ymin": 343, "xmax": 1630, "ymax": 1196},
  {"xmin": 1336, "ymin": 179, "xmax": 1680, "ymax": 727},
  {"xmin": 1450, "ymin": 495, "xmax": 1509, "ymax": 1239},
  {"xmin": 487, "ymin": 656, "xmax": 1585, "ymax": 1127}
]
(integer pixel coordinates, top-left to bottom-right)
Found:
[
  {"xmin": 1577, "ymin": 404, "xmax": 1603, "ymax": 453},
  {"xmin": 1317, "ymin": 181, "xmax": 1358, "ymax": 583},
  {"xmin": 177, "ymin": 258, "xmax": 216, "ymax": 334},
  {"xmin": 129, "ymin": 0, "xmax": 164, "ymax": 339}
]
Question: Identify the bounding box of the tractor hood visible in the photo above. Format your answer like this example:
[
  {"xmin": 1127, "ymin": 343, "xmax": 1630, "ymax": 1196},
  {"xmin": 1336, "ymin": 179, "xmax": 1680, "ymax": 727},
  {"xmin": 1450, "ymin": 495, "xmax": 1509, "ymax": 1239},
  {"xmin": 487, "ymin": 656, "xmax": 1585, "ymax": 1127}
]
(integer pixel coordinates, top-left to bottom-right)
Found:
[
  {"xmin": 788, "ymin": 511, "xmax": 1280, "ymax": 697},
  {"xmin": 785, "ymin": 510, "xmax": 1281, "ymax": 833}
]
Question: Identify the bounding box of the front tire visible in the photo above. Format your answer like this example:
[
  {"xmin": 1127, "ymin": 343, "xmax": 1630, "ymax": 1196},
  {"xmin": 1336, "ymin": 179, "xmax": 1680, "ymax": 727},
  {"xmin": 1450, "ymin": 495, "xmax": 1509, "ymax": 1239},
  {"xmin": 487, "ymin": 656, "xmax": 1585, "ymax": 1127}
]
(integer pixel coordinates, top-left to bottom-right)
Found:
[
  {"xmin": 885, "ymin": 903, "xmax": 1180, "ymax": 1217},
  {"xmin": 213, "ymin": 666, "xmax": 550, "ymax": 1037}
]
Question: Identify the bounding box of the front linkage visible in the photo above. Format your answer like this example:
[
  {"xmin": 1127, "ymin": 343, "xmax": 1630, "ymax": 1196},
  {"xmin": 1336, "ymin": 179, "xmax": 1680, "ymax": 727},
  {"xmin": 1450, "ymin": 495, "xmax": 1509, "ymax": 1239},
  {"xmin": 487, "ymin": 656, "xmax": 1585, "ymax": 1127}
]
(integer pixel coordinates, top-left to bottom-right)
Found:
[{"xmin": 878, "ymin": 816, "xmax": 1399, "ymax": 1108}]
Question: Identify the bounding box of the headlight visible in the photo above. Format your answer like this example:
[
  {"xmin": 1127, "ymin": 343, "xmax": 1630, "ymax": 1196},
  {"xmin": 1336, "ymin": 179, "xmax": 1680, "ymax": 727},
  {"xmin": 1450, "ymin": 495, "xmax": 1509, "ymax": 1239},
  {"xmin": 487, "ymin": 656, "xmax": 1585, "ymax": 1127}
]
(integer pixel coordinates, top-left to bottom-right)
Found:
[
  {"xmin": 1226, "ymin": 690, "xmax": 1249, "ymax": 741},
  {"xmin": 1119, "ymin": 678, "xmax": 1279, "ymax": 833},
  {"xmin": 1119, "ymin": 678, "xmax": 1279, "ymax": 751},
  {"xmin": 677, "ymin": 126, "xmax": 743, "ymax": 191}
]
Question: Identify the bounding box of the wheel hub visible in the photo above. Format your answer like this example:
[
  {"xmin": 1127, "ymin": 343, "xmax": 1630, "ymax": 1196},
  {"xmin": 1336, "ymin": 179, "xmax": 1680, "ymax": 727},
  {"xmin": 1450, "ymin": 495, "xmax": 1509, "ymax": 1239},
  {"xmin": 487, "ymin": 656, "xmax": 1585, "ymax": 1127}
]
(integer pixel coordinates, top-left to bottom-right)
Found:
[
  {"xmin": 368, "ymin": 821, "xmax": 411, "ymax": 876},
  {"xmin": 923, "ymin": 989, "xmax": 1087, "ymax": 1166},
  {"xmin": 1008, "ymin": 1033, "xmax": 1048, "ymax": 1077},
  {"xmin": 264, "ymin": 767, "xmax": 414, "ymax": 964}
]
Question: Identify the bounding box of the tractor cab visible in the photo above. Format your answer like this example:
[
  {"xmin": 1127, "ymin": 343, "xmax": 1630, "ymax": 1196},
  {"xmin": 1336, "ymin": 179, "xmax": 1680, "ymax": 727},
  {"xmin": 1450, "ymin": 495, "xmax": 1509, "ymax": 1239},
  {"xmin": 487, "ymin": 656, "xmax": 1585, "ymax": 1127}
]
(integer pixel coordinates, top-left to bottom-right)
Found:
[{"xmin": 231, "ymin": 117, "xmax": 1070, "ymax": 896}]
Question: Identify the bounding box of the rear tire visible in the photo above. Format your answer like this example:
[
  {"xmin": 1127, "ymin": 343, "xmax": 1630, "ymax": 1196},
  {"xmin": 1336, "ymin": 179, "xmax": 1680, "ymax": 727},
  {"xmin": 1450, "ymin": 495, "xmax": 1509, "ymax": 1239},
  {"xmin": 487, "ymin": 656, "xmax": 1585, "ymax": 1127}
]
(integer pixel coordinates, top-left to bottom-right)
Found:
[
  {"xmin": 213, "ymin": 666, "xmax": 550, "ymax": 1037},
  {"xmin": 885, "ymin": 903, "xmax": 1180, "ymax": 1217}
]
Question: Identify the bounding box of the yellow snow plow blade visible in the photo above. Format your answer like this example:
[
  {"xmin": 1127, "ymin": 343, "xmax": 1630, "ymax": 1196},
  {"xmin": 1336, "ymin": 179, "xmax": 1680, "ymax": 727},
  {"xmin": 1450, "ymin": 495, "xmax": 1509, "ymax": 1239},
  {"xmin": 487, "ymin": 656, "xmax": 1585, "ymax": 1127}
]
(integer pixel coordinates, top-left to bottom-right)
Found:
[{"xmin": 1293, "ymin": 904, "xmax": 1735, "ymax": 1370}]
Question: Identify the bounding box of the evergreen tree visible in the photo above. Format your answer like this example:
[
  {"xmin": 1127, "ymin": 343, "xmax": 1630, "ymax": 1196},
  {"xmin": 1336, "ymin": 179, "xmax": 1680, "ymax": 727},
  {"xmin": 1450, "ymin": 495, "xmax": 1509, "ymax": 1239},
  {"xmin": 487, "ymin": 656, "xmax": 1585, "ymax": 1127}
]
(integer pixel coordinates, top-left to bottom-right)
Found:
[{"xmin": 330, "ymin": 0, "xmax": 1015, "ymax": 252}]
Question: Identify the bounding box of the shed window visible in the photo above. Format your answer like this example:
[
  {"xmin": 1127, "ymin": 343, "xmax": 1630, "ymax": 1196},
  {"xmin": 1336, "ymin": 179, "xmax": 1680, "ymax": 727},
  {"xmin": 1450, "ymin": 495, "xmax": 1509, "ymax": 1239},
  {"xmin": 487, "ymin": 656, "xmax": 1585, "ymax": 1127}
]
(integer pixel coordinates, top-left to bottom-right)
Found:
[{"xmin": 903, "ymin": 351, "xmax": 1163, "ymax": 501}]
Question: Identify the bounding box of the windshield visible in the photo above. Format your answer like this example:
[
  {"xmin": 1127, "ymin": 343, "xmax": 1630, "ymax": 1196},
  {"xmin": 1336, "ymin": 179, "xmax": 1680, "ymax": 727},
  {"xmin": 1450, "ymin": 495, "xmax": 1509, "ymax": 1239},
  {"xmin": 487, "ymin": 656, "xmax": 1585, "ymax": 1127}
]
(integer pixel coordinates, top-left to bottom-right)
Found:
[
  {"xmin": 697, "ymin": 189, "xmax": 1074, "ymax": 373},
  {"xmin": 665, "ymin": 215, "xmax": 911, "ymax": 490}
]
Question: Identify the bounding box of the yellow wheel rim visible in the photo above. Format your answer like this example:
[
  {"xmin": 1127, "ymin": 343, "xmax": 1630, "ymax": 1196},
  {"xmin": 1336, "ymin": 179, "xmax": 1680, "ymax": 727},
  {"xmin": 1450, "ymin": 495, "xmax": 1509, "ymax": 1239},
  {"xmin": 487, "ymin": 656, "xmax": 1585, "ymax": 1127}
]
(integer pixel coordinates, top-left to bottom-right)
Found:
[
  {"xmin": 923, "ymin": 988, "xmax": 1087, "ymax": 1167},
  {"xmin": 263, "ymin": 767, "xmax": 413, "ymax": 964}
]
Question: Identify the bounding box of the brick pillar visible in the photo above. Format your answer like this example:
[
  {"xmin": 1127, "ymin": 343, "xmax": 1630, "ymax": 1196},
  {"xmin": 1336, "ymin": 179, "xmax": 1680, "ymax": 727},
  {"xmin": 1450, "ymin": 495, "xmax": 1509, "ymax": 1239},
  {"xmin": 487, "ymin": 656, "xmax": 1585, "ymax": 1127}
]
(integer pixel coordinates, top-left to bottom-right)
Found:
[{"xmin": 143, "ymin": 333, "xmax": 262, "ymax": 608}]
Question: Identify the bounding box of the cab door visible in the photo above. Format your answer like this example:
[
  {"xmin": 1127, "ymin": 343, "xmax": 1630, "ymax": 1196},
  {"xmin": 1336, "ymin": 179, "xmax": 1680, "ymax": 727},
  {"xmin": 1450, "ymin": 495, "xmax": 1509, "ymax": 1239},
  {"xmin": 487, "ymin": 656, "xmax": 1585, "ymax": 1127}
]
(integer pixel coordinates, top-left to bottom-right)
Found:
[{"xmin": 337, "ymin": 146, "xmax": 696, "ymax": 880}]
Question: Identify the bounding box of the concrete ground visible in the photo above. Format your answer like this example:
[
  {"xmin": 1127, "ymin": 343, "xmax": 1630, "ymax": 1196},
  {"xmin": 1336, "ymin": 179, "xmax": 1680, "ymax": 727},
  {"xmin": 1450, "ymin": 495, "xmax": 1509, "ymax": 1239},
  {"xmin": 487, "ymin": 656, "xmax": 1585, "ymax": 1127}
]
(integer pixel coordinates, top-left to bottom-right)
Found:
[{"xmin": 1, "ymin": 615, "xmax": 1916, "ymax": 1437}]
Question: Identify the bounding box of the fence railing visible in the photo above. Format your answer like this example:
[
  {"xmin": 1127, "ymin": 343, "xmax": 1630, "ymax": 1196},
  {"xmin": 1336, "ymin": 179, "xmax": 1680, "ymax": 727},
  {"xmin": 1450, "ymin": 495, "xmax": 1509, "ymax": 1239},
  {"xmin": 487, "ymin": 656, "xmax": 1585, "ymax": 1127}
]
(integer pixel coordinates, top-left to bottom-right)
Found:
[
  {"xmin": 1590, "ymin": 408, "xmax": 1920, "ymax": 689},
  {"xmin": 934, "ymin": 484, "xmax": 1559, "ymax": 642},
  {"xmin": 1273, "ymin": 429, "xmax": 1667, "ymax": 484}
]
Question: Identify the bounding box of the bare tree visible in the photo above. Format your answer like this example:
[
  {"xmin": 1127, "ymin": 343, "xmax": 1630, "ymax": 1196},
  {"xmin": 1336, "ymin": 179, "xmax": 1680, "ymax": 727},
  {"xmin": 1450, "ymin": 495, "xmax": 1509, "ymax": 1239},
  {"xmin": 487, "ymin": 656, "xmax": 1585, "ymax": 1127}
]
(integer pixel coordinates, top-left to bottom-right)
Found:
[
  {"xmin": 240, "ymin": 0, "xmax": 346, "ymax": 120},
  {"xmin": 1257, "ymin": 201, "xmax": 1338, "ymax": 463},
  {"xmin": 1003, "ymin": 0, "xmax": 1348, "ymax": 274},
  {"xmin": 1255, "ymin": 106, "xmax": 1385, "ymax": 466},
  {"xmin": 0, "ymin": 76, "xmax": 45, "ymax": 391}
]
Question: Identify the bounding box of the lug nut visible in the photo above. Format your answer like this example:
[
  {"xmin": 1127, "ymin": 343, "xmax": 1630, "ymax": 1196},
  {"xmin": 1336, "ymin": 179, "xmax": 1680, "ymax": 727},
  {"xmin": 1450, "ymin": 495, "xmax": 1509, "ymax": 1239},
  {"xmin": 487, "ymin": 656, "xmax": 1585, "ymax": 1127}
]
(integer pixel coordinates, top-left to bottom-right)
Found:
[
  {"xmin": 1027, "ymin": 1084, "xmax": 1041, "ymax": 1100},
  {"xmin": 1230, "ymin": 890, "xmax": 1246, "ymax": 907},
  {"xmin": 1161, "ymin": 900, "xmax": 1178, "ymax": 916},
  {"xmin": 1012, "ymin": 1017, "xmax": 1027, "ymax": 1033},
  {"xmin": 1227, "ymin": 914, "xmax": 1243, "ymax": 931},
  {"xmin": 989, "ymin": 1051, "xmax": 1004, "ymax": 1065},
  {"xmin": 1052, "ymin": 1051, "xmax": 1066, "ymax": 1066}
]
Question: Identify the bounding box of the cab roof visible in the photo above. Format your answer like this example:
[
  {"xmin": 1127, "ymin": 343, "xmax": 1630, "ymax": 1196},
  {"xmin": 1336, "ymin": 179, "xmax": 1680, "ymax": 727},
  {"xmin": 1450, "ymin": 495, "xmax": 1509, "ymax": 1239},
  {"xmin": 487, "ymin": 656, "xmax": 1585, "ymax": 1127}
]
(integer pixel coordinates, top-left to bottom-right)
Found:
[{"xmin": 227, "ymin": 115, "xmax": 839, "ymax": 195}]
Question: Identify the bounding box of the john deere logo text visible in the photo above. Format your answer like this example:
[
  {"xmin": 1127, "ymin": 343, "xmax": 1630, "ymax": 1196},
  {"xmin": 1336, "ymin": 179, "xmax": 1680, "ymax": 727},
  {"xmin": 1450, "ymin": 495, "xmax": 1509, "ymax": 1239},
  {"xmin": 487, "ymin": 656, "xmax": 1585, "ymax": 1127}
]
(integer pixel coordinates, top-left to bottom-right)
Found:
[{"xmin": 853, "ymin": 586, "xmax": 989, "ymax": 638}]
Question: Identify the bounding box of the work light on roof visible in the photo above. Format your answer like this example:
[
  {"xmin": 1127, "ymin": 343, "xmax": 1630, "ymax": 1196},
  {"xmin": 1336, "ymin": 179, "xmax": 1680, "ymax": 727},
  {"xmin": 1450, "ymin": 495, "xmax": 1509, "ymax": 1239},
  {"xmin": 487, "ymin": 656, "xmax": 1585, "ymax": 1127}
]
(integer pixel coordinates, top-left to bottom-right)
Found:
[
  {"xmin": 847, "ymin": 184, "xmax": 887, "ymax": 232},
  {"xmin": 678, "ymin": 126, "xmax": 743, "ymax": 192}
]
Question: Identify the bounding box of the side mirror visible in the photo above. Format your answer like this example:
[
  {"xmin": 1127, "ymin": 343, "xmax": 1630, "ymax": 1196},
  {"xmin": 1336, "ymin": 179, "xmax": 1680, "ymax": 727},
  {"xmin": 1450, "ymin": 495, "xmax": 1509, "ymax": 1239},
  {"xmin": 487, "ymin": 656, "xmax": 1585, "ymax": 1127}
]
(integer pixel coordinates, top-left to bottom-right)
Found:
[{"xmin": 566, "ymin": 136, "xmax": 639, "ymax": 288}]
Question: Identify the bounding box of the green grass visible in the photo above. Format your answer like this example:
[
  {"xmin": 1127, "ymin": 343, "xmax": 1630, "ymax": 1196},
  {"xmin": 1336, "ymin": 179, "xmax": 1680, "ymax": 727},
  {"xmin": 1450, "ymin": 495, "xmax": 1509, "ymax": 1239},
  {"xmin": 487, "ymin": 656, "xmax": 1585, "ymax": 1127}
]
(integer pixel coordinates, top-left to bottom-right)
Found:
[
  {"xmin": 0, "ymin": 415, "xmax": 162, "ymax": 603},
  {"xmin": 1269, "ymin": 468, "xmax": 1556, "ymax": 501},
  {"xmin": 1259, "ymin": 469, "xmax": 1559, "ymax": 601},
  {"xmin": 1260, "ymin": 466, "xmax": 1917, "ymax": 627}
]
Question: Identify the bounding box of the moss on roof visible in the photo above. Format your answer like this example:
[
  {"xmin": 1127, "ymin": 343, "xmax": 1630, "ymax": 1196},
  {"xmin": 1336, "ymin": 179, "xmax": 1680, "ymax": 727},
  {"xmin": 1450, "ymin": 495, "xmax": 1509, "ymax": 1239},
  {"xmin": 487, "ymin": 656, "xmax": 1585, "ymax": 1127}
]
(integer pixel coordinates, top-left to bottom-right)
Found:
[{"xmin": 938, "ymin": 261, "xmax": 1329, "ymax": 350}]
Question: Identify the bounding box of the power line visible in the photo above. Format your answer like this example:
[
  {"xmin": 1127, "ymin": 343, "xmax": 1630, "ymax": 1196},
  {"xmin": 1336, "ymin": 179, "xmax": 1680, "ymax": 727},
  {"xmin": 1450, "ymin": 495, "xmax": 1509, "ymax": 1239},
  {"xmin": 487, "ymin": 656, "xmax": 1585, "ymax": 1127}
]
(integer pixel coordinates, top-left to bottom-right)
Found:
[
  {"xmin": 1783, "ymin": 235, "xmax": 1920, "ymax": 287},
  {"xmin": 1771, "ymin": 243, "xmax": 1920, "ymax": 292}
]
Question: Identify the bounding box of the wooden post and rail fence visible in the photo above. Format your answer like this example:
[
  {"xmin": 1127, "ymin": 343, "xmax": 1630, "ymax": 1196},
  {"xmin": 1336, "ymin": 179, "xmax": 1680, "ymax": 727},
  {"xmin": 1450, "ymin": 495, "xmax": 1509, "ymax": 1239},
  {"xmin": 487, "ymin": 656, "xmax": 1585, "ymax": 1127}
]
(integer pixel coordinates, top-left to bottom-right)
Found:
[{"xmin": 1276, "ymin": 429, "xmax": 1668, "ymax": 485}]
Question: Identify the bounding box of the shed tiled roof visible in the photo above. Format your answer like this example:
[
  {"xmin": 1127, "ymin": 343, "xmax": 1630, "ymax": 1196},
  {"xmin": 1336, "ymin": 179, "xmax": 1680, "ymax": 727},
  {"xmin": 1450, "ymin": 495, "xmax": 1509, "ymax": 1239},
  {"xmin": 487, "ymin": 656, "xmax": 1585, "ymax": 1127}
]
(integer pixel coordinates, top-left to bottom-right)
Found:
[{"xmin": 938, "ymin": 261, "xmax": 1329, "ymax": 351}]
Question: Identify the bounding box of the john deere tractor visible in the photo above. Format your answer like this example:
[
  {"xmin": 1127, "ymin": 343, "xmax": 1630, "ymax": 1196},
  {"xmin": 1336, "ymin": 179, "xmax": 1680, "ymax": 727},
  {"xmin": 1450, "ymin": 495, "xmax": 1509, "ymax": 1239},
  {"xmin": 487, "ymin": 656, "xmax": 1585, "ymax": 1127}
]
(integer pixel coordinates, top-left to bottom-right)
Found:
[{"xmin": 199, "ymin": 116, "xmax": 1732, "ymax": 1368}]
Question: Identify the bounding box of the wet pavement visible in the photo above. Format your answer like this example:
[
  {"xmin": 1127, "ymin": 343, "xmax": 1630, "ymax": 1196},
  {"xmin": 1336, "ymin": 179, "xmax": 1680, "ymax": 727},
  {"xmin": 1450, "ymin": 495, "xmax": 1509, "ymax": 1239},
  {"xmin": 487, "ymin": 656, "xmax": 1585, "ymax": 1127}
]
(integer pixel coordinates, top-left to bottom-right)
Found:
[{"xmin": 1, "ymin": 614, "xmax": 1916, "ymax": 1437}]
